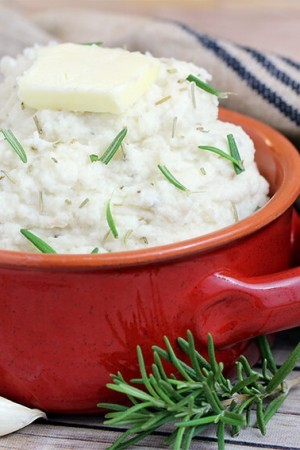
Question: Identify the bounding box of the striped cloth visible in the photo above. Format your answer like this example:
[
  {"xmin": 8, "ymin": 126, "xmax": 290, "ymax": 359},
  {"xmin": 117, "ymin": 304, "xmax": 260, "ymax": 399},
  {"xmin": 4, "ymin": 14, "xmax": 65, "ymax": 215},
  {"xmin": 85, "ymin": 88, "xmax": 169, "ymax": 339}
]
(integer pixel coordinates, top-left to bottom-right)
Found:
[
  {"xmin": 0, "ymin": 8, "xmax": 299, "ymax": 144},
  {"xmin": 119, "ymin": 19, "xmax": 300, "ymax": 145}
]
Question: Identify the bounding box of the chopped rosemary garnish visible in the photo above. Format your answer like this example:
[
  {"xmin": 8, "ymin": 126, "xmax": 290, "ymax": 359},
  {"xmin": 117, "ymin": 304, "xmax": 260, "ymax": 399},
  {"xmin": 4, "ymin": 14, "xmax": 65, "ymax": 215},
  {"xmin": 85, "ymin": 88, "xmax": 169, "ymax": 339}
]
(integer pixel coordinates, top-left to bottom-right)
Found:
[
  {"xmin": 106, "ymin": 200, "xmax": 118, "ymax": 238},
  {"xmin": 155, "ymin": 95, "xmax": 172, "ymax": 106},
  {"xmin": 171, "ymin": 116, "xmax": 178, "ymax": 139},
  {"xmin": 187, "ymin": 74, "xmax": 228, "ymax": 99},
  {"xmin": 1, "ymin": 129, "xmax": 27, "ymax": 163},
  {"xmin": 198, "ymin": 143, "xmax": 244, "ymax": 173},
  {"xmin": 231, "ymin": 202, "xmax": 239, "ymax": 222},
  {"xmin": 140, "ymin": 236, "xmax": 149, "ymax": 245},
  {"xmin": 20, "ymin": 229, "xmax": 56, "ymax": 254},
  {"xmin": 200, "ymin": 167, "xmax": 207, "ymax": 175},
  {"xmin": 79, "ymin": 198, "xmax": 89, "ymax": 208},
  {"xmin": 158, "ymin": 165, "xmax": 188, "ymax": 191},
  {"xmin": 33, "ymin": 115, "xmax": 43, "ymax": 136},
  {"xmin": 227, "ymin": 134, "xmax": 245, "ymax": 174},
  {"xmin": 98, "ymin": 128, "xmax": 127, "ymax": 165},
  {"xmin": 190, "ymin": 81, "xmax": 197, "ymax": 109},
  {"xmin": 99, "ymin": 331, "xmax": 300, "ymax": 450},
  {"xmin": 39, "ymin": 191, "xmax": 44, "ymax": 213},
  {"xmin": 91, "ymin": 247, "xmax": 99, "ymax": 254},
  {"xmin": 89, "ymin": 154, "xmax": 99, "ymax": 162},
  {"xmin": 1, "ymin": 169, "xmax": 16, "ymax": 184},
  {"xmin": 80, "ymin": 41, "xmax": 103, "ymax": 46}
]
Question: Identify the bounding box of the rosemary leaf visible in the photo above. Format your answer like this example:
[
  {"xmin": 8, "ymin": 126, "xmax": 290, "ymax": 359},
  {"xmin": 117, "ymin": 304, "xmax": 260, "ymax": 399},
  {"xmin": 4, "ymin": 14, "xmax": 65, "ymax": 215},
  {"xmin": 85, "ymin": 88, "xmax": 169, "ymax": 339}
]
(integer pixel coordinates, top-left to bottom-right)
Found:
[
  {"xmin": 100, "ymin": 128, "xmax": 127, "ymax": 165},
  {"xmin": 187, "ymin": 74, "xmax": 227, "ymax": 98},
  {"xmin": 91, "ymin": 247, "xmax": 99, "ymax": 254},
  {"xmin": 266, "ymin": 342, "xmax": 300, "ymax": 394},
  {"xmin": 198, "ymin": 145, "xmax": 244, "ymax": 172},
  {"xmin": 227, "ymin": 134, "xmax": 245, "ymax": 174},
  {"xmin": 137, "ymin": 346, "xmax": 161, "ymax": 400},
  {"xmin": 256, "ymin": 398, "xmax": 266, "ymax": 435},
  {"xmin": 99, "ymin": 331, "xmax": 300, "ymax": 450},
  {"xmin": 263, "ymin": 393, "xmax": 288, "ymax": 425},
  {"xmin": 20, "ymin": 229, "xmax": 56, "ymax": 254},
  {"xmin": 257, "ymin": 335, "xmax": 277, "ymax": 375},
  {"xmin": 157, "ymin": 164, "xmax": 188, "ymax": 191},
  {"xmin": 216, "ymin": 421, "xmax": 225, "ymax": 450},
  {"xmin": 1, "ymin": 129, "xmax": 27, "ymax": 163},
  {"xmin": 106, "ymin": 200, "xmax": 119, "ymax": 238}
]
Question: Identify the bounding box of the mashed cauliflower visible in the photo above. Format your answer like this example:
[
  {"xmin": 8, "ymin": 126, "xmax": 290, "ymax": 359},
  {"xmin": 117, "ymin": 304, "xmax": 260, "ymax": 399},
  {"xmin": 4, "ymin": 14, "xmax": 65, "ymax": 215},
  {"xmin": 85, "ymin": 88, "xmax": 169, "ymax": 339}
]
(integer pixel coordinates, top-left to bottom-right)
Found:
[{"xmin": 0, "ymin": 45, "xmax": 269, "ymax": 254}]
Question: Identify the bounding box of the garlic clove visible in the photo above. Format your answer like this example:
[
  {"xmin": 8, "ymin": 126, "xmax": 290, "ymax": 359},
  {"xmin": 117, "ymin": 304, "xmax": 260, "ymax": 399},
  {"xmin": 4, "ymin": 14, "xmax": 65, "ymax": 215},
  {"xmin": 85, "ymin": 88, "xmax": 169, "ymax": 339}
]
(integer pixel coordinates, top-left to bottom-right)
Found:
[{"xmin": 0, "ymin": 396, "xmax": 47, "ymax": 436}]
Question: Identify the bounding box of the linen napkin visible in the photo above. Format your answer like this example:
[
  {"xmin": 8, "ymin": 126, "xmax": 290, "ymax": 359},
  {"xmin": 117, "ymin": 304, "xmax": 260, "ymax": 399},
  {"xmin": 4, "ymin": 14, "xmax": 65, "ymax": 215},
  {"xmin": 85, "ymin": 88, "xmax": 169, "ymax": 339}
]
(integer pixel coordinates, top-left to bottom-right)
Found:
[{"xmin": 0, "ymin": 7, "xmax": 299, "ymax": 144}]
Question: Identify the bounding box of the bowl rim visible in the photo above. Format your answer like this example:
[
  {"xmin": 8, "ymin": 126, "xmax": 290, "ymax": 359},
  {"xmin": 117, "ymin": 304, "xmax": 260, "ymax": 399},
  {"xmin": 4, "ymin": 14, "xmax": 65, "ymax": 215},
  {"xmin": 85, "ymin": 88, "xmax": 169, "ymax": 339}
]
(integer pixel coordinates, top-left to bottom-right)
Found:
[{"xmin": 0, "ymin": 108, "xmax": 299, "ymax": 269}]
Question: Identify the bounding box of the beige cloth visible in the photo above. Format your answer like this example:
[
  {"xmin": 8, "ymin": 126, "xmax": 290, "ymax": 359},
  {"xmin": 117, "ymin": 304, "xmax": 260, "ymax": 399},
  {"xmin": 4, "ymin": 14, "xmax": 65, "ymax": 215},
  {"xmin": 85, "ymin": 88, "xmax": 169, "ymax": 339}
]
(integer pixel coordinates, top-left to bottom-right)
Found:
[{"xmin": 0, "ymin": 7, "xmax": 299, "ymax": 142}]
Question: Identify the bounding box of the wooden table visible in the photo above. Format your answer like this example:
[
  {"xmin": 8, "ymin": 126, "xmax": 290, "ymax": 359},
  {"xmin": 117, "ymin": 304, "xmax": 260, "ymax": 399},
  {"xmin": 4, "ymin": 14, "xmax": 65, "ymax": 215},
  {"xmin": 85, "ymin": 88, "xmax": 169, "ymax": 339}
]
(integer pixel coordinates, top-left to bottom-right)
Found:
[{"xmin": 1, "ymin": 330, "xmax": 300, "ymax": 449}]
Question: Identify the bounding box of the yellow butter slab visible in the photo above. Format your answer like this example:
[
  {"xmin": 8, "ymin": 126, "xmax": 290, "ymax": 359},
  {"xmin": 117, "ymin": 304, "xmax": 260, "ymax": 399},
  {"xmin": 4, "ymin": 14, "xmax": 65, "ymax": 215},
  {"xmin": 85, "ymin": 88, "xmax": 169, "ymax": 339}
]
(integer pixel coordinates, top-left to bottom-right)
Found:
[{"xmin": 18, "ymin": 44, "xmax": 160, "ymax": 114}]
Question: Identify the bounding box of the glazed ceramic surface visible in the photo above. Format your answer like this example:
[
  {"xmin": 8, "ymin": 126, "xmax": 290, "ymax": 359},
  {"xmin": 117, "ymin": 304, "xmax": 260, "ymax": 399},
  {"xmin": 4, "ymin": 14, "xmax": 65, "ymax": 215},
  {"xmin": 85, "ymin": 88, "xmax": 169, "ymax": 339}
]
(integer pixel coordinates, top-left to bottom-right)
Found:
[{"xmin": 0, "ymin": 110, "xmax": 299, "ymax": 413}]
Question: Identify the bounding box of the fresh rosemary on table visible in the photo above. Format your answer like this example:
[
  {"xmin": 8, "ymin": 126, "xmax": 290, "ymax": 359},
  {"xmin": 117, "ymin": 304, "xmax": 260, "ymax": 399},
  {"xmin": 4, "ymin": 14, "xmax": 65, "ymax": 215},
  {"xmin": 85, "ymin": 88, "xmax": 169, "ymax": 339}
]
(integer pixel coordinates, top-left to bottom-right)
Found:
[{"xmin": 99, "ymin": 331, "xmax": 300, "ymax": 450}]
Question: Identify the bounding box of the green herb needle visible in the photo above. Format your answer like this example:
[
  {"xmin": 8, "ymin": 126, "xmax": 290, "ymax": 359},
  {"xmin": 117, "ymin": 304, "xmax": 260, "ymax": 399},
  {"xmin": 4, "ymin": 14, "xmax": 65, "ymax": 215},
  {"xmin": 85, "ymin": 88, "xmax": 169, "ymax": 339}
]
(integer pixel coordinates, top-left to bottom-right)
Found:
[
  {"xmin": 227, "ymin": 134, "xmax": 245, "ymax": 174},
  {"xmin": 99, "ymin": 330, "xmax": 300, "ymax": 450},
  {"xmin": 187, "ymin": 74, "xmax": 228, "ymax": 99},
  {"xmin": 199, "ymin": 134, "xmax": 244, "ymax": 175},
  {"xmin": 1, "ymin": 129, "xmax": 27, "ymax": 163},
  {"xmin": 158, "ymin": 165, "xmax": 188, "ymax": 191},
  {"xmin": 20, "ymin": 229, "xmax": 56, "ymax": 254},
  {"xmin": 106, "ymin": 200, "xmax": 118, "ymax": 238},
  {"xmin": 100, "ymin": 128, "xmax": 127, "ymax": 165}
]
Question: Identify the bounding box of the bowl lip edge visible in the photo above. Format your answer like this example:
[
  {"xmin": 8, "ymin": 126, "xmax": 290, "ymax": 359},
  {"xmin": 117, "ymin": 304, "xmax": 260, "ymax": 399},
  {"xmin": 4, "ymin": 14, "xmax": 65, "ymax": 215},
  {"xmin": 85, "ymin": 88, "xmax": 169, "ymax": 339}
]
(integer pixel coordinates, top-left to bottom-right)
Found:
[{"xmin": 0, "ymin": 108, "xmax": 299, "ymax": 270}]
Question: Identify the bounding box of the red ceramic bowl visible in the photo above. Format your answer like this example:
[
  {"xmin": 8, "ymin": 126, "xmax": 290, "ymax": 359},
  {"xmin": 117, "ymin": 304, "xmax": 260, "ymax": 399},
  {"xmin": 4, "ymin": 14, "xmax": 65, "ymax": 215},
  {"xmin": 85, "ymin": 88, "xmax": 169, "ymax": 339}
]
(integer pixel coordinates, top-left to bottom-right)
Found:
[{"xmin": 0, "ymin": 109, "xmax": 299, "ymax": 413}]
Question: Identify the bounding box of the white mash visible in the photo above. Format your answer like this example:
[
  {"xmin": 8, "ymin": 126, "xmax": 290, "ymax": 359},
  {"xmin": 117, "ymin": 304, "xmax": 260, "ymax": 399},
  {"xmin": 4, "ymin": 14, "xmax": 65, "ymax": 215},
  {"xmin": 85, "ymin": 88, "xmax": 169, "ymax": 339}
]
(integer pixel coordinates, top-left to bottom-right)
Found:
[{"xmin": 0, "ymin": 44, "xmax": 269, "ymax": 254}]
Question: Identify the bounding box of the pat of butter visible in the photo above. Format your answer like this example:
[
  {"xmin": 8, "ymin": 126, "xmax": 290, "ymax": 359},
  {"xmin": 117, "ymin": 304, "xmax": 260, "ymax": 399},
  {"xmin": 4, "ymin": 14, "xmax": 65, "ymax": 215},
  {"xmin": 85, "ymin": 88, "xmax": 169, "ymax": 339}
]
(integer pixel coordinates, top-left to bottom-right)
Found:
[{"xmin": 18, "ymin": 44, "xmax": 161, "ymax": 114}]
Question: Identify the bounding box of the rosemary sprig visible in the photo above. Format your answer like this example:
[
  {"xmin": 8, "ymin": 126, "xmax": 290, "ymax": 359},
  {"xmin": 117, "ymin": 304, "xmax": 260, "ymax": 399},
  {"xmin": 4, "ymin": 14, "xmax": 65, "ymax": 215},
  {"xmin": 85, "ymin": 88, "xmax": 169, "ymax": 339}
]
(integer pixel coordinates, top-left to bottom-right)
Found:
[
  {"xmin": 90, "ymin": 128, "xmax": 127, "ymax": 165},
  {"xmin": 157, "ymin": 164, "xmax": 188, "ymax": 191},
  {"xmin": 198, "ymin": 134, "xmax": 245, "ymax": 174},
  {"xmin": 1, "ymin": 129, "xmax": 27, "ymax": 163},
  {"xmin": 187, "ymin": 74, "xmax": 228, "ymax": 99},
  {"xmin": 20, "ymin": 229, "xmax": 56, "ymax": 254},
  {"xmin": 99, "ymin": 331, "xmax": 300, "ymax": 450},
  {"xmin": 106, "ymin": 200, "xmax": 118, "ymax": 238}
]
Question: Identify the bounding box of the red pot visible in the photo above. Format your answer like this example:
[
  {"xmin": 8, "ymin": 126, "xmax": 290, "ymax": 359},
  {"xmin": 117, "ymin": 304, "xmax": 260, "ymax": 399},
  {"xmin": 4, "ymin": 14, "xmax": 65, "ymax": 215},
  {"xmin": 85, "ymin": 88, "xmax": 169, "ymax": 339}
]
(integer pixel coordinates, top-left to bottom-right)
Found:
[{"xmin": 0, "ymin": 109, "xmax": 299, "ymax": 413}]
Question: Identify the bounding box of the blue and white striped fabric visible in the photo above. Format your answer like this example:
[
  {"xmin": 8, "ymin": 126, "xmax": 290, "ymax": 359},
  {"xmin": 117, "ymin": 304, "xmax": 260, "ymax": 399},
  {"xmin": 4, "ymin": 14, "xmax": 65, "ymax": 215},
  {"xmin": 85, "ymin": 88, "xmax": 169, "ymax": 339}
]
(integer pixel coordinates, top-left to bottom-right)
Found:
[{"xmin": 125, "ymin": 20, "xmax": 300, "ymax": 144}]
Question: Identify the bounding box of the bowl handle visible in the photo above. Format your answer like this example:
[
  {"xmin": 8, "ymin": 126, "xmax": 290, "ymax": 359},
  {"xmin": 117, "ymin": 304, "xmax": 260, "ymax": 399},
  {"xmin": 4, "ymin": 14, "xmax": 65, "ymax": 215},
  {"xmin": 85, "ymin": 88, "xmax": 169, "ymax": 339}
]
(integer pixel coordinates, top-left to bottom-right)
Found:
[{"xmin": 195, "ymin": 266, "xmax": 300, "ymax": 347}]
